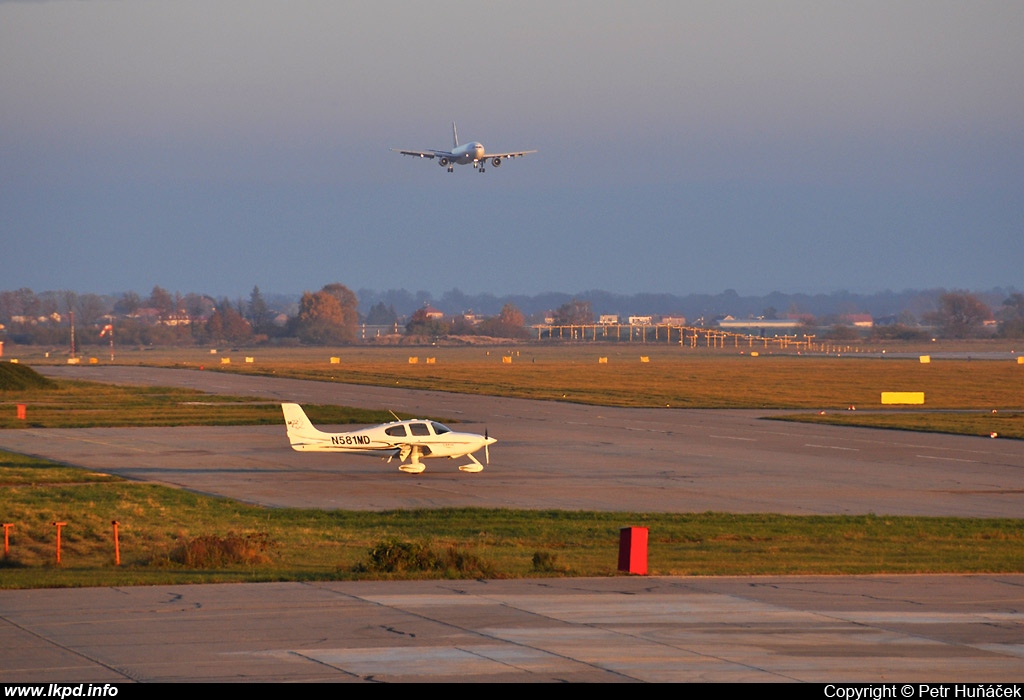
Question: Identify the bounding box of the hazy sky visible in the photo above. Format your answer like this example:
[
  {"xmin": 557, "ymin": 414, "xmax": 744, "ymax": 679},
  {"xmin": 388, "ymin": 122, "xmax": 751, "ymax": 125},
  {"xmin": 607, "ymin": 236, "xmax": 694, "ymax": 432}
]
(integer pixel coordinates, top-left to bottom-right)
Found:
[{"xmin": 2, "ymin": 1, "xmax": 1021, "ymax": 298}]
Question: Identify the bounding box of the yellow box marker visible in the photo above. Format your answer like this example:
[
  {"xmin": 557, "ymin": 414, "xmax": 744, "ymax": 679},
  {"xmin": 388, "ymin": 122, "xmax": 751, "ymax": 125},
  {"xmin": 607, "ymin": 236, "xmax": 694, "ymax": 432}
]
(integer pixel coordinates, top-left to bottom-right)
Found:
[
  {"xmin": 89, "ymin": 357, "xmax": 98, "ymax": 364},
  {"xmin": 502, "ymin": 356, "xmax": 512, "ymax": 364},
  {"xmin": 426, "ymin": 357, "xmax": 436, "ymax": 364},
  {"xmin": 881, "ymin": 391, "xmax": 924, "ymax": 405},
  {"xmin": 1018, "ymin": 356, "xmax": 1024, "ymax": 365},
  {"xmin": 639, "ymin": 356, "xmax": 649, "ymax": 363},
  {"xmin": 408, "ymin": 357, "xmax": 418, "ymax": 364},
  {"xmin": 220, "ymin": 357, "xmax": 230, "ymax": 365},
  {"xmin": 750, "ymin": 351, "xmax": 759, "ymax": 357},
  {"xmin": 330, "ymin": 357, "xmax": 340, "ymax": 364},
  {"xmin": 919, "ymin": 355, "xmax": 930, "ymax": 363},
  {"xmin": 245, "ymin": 357, "xmax": 254, "ymax": 364},
  {"xmin": 598, "ymin": 357, "xmax": 608, "ymax": 364}
]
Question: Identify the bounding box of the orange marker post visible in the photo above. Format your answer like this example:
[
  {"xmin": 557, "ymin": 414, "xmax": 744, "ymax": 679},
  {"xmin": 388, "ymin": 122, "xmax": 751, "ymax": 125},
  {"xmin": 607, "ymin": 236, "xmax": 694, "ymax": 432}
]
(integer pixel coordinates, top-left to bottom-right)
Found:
[
  {"xmin": 52, "ymin": 522, "xmax": 67, "ymax": 564},
  {"xmin": 3, "ymin": 523, "xmax": 12, "ymax": 557},
  {"xmin": 112, "ymin": 520, "xmax": 120, "ymax": 566}
]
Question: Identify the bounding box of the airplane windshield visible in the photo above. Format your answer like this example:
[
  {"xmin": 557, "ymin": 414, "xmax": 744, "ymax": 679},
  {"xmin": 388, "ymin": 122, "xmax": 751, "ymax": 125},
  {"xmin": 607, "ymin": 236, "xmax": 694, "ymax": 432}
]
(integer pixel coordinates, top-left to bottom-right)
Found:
[{"xmin": 431, "ymin": 422, "xmax": 451, "ymax": 435}]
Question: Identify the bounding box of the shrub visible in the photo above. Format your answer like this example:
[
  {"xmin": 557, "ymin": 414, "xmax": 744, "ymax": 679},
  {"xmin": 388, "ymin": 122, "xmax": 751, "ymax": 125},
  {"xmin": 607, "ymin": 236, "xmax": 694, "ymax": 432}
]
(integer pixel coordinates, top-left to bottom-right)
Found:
[
  {"xmin": 164, "ymin": 532, "xmax": 273, "ymax": 568},
  {"xmin": 353, "ymin": 539, "xmax": 494, "ymax": 578}
]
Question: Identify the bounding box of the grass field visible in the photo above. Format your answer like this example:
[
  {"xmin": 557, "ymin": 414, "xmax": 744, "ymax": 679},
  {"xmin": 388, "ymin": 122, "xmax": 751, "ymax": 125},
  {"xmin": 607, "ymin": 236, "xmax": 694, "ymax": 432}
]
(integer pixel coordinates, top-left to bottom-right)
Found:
[
  {"xmin": 3, "ymin": 451, "xmax": 1022, "ymax": 589},
  {"xmin": 2, "ymin": 345, "xmax": 1022, "ymax": 587},
  {"xmin": 4, "ymin": 345, "xmax": 1023, "ymax": 436},
  {"xmin": 194, "ymin": 347, "xmax": 1024, "ymax": 411}
]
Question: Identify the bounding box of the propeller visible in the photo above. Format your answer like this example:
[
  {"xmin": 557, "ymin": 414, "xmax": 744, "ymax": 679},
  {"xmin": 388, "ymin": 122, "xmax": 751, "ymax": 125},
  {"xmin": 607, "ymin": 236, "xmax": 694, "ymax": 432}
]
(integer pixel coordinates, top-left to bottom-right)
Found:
[{"xmin": 484, "ymin": 428, "xmax": 490, "ymax": 464}]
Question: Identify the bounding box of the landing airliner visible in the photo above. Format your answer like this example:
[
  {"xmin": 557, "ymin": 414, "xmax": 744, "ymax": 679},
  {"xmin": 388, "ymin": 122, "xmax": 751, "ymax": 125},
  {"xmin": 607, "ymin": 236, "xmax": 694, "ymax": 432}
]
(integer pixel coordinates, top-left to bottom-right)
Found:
[{"xmin": 391, "ymin": 123, "xmax": 536, "ymax": 173}]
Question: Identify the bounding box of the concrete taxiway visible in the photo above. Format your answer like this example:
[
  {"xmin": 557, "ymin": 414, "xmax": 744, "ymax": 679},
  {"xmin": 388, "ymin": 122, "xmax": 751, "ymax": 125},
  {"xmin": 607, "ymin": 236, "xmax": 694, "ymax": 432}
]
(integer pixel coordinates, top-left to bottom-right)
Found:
[
  {"xmin": 1, "ymin": 365, "xmax": 1022, "ymax": 682},
  {"xmin": 3, "ymin": 575, "xmax": 1024, "ymax": 682},
  {"xmin": 1, "ymin": 365, "xmax": 1021, "ymax": 516}
]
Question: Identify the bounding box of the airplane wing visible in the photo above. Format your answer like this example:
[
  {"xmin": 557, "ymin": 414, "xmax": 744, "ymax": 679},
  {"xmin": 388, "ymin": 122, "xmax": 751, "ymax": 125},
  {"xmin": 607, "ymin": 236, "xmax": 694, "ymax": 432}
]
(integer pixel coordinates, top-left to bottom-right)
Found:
[
  {"xmin": 390, "ymin": 148, "xmax": 453, "ymax": 160},
  {"xmin": 483, "ymin": 150, "xmax": 537, "ymax": 160}
]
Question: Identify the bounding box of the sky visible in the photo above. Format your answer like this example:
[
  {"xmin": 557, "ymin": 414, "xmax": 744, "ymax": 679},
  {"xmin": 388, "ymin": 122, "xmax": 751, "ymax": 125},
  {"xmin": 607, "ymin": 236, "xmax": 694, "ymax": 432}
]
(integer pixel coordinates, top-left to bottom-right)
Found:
[{"xmin": 2, "ymin": 1, "xmax": 1022, "ymax": 299}]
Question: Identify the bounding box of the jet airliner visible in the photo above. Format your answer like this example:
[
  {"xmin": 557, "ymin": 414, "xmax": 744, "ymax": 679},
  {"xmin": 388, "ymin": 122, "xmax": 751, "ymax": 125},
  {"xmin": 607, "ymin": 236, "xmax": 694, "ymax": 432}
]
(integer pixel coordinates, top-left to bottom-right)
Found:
[{"xmin": 392, "ymin": 123, "xmax": 536, "ymax": 173}]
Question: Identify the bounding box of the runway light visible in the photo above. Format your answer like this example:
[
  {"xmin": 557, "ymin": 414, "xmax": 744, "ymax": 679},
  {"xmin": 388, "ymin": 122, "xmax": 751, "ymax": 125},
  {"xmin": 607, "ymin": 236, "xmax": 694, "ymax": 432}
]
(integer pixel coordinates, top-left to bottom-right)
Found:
[{"xmin": 990, "ymin": 432, "xmax": 998, "ymax": 438}]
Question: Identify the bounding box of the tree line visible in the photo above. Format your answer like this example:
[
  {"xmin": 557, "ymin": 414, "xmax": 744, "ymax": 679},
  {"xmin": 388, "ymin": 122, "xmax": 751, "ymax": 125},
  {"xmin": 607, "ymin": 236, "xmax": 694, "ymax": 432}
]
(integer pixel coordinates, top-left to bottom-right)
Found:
[{"xmin": 1, "ymin": 285, "xmax": 1021, "ymax": 348}]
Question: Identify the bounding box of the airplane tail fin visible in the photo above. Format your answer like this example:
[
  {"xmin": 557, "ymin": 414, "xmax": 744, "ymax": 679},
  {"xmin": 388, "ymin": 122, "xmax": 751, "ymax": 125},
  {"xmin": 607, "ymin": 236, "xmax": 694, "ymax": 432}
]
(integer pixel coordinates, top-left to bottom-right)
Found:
[
  {"xmin": 282, "ymin": 403, "xmax": 328, "ymax": 451},
  {"xmin": 452, "ymin": 122, "xmax": 459, "ymax": 148}
]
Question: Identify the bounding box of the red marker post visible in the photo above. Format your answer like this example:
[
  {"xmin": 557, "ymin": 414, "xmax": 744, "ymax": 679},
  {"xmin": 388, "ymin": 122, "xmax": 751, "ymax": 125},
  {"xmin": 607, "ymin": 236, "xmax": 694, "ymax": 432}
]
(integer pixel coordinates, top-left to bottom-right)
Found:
[
  {"xmin": 3, "ymin": 523, "xmax": 13, "ymax": 557},
  {"xmin": 618, "ymin": 526, "xmax": 649, "ymax": 575}
]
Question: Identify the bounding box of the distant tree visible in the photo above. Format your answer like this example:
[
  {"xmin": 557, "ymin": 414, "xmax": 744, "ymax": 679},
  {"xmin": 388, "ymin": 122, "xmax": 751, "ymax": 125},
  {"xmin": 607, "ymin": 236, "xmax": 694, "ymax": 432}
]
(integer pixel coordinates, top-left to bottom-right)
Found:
[
  {"xmin": 76, "ymin": 293, "xmax": 108, "ymax": 327},
  {"xmin": 37, "ymin": 291, "xmax": 59, "ymax": 319},
  {"xmin": 148, "ymin": 286, "xmax": 176, "ymax": 316},
  {"xmin": 405, "ymin": 307, "xmax": 449, "ymax": 338},
  {"xmin": 997, "ymin": 293, "xmax": 1024, "ymax": 338},
  {"xmin": 925, "ymin": 291, "xmax": 992, "ymax": 339},
  {"xmin": 182, "ymin": 293, "xmax": 216, "ymax": 320},
  {"xmin": 479, "ymin": 303, "xmax": 528, "ymax": 338},
  {"xmin": 448, "ymin": 314, "xmax": 476, "ymax": 335},
  {"xmin": 113, "ymin": 291, "xmax": 142, "ymax": 316},
  {"xmin": 321, "ymin": 283, "xmax": 360, "ymax": 328},
  {"xmin": 59, "ymin": 290, "xmax": 78, "ymax": 318},
  {"xmin": 870, "ymin": 324, "xmax": 929, "ymax": 341},
  {"xmin": 553, "ymin": 299, "xmax": 593, "ymax": 325},
  {"xmin": 365, "ymin": 302, "xmax": 398, "ymax": 327},
  {"xmin": 0, "ymin": 288, "xmax": 40, "ymax": 322},
  {"xmin": 206, "ymin": 303, "xmax": 253, "ymax": 344},
  {"xmin": 246, "ymin": 286, "xmax": 272, "ymax": 333},
  {"xmin": 824, "ymin": 324, "xmax": 860, "ymax": 341},
  {"xmin": 294, "ymin": 284, "xmax": 359, "ymax": 344}
]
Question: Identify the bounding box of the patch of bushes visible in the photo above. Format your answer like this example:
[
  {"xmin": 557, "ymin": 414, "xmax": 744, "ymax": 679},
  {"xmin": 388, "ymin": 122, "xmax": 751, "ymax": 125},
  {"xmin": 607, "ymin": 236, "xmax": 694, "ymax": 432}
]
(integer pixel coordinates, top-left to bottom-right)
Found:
[
  {"xmin": 353, "ymin": 539, "xmax": 495, "ymax": 578},
  {"xmin": 161, "ymin": 531, "xmax": 273, "ymax": 568},
  {"xmin": 531, "ymin": 550, "xmax": 568, "ymax": 573}
]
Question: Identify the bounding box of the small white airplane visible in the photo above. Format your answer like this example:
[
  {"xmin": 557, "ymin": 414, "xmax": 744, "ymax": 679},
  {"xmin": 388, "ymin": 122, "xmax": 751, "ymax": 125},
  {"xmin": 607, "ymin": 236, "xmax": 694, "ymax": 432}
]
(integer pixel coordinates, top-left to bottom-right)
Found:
[
  {"xmin": 281, "ymin": 403, "xmax": 495, "ymax": 474},
  {"xmin": 391, "ymin": 122, "xmax": 536, "ymax": 173}
]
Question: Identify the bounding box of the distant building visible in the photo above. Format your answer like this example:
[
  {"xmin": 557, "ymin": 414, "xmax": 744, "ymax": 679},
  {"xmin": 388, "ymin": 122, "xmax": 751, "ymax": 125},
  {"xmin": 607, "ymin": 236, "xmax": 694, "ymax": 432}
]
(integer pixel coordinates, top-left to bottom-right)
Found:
[
  {"xmin": 599, "ymin": 314, "xmax": 619, "ymax": 325},
  {"xmin": 628, "ymin": 316, "xmax": 652, "ymax": 325},
  {"xmin": 422, "ymin": 306, "xmax": 444, "ymax": 321},
  {"xmin": 661, "ymin": 315, "xmax": 687, "ymax": 326},
  {"xmin": 841, "ymin": 314, "xmax": 873, "ymax": 328},
  {"xmin": 716, "ymin": 318, "xmax": 803, "ymax": 334}
]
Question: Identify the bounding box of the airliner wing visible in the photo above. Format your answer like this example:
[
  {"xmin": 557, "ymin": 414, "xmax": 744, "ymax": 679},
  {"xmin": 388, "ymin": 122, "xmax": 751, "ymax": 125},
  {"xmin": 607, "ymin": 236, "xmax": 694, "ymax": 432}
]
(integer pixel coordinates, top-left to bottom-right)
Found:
[
  {"xmin": 391, "ymin": 148, "xmax": 452, "ymax": 160},
  {"xmin": 484, "ymin": 150, "xmax": 537, "ymax": 160}
]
